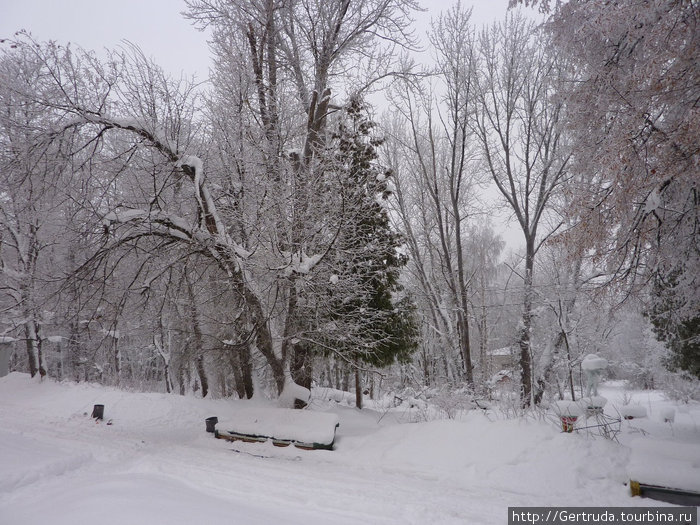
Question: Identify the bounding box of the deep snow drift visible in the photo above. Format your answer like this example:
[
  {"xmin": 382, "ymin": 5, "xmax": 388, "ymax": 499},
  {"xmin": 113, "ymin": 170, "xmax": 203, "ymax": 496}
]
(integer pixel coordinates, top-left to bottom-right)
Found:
[{"xmin": 1, "ymin": 373, "xmax": 698, "ymax": 524}]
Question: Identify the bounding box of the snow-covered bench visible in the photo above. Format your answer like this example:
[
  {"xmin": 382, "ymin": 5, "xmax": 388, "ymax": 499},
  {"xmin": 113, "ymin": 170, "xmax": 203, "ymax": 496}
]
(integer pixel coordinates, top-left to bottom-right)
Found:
[{"xmin": 213, "ymin": 408, "xmax": 340, "ymax": 450}]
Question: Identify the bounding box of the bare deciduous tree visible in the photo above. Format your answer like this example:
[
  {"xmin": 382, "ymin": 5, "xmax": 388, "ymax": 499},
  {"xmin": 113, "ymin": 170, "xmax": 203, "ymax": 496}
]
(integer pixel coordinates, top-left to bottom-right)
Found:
[
  {"xmin": 386, "ymin": 5, "xmax": 484, "ymax": 386},
  {"xmin": 471, "ymin": 13, "xmax": 569, "ymax": 405}
]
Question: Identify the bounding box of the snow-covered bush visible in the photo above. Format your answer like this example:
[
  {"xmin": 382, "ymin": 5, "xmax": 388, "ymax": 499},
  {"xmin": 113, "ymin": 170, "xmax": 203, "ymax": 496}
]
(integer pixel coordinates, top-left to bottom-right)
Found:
[
  {"xmin": 663, "ymin": 372, "xmax": 700, "ymax": 403},
  {"xmin": 659, "ymin": 407, "xmax": 675, "ymax": 423},
  {"xmin": 427, "ymin": 386, "xmax": 476, "ymax": 420}
]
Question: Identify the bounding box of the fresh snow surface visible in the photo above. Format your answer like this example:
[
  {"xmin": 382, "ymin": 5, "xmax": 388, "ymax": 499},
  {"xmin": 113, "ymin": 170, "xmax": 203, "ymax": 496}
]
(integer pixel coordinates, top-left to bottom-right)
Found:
[
  {"xmin": 659, "ymin": 407, "xmax": 675, "ymax": 423},
  {"xmin": 581, "ymin": 396, "xmax": 608, "ymax": 408},
  {"xmin": 597, "ymin": 383, "xmax": 700, "ymax": 493},
  {"xmin": 1, "ymin": 374, "xmax": 698, "ymax": 525}
]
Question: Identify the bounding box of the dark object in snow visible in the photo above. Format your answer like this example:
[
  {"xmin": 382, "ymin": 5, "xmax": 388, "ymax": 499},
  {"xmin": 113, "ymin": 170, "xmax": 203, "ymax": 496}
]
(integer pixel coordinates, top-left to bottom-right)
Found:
[
  {"xmin": 630, "ymin": 480, "xmax": 700, "ymax": 506},
  {"xmin": 91, "ymin": 404, "xmax": 104, "ymax": 420},
  {"xmin": 205, "ymin": 416, "xmax": 218, "ymax": 433},
  {"xmin": 214, "ymin": 428, "xmax": 337, "ymax": 451},
  {"xmin": 210, "ymin": 408, "xmax": 340, "ymax": 450}
]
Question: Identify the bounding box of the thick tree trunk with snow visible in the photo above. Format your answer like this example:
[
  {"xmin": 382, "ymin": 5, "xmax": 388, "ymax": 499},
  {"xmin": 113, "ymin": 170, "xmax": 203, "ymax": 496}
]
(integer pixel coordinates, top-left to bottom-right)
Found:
[
  {"xmin": 519, "ymin": 247, "xmax": 535, "ymax": 407},
  {"xmin": 195, "ymin": 354, "xmax": 208, "ymax": 399},
  {"xmin": 23, "ymin": 321, "xmax": 38, "ymax": 378},
  {"xmin": 354, "ymin": 362, "xmax": 363, "ymax": 410},
  {"xmin": 291, "ymin": 343, "xmax": 313, "ymax": 408},
  {"xmin": 186, "ymin": 276, "xmax": 208, "ymax": 398},
  {"xmin": 229, "ymin": 351, "xmax": 246, "ymax": 400}
]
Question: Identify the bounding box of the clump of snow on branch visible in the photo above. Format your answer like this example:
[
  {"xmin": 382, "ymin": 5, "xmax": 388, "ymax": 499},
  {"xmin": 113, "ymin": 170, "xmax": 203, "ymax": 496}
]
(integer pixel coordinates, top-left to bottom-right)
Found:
[
  {"xmin": 581, "ymin": 354, "xmax": 608, "ymax": 372},
  {"xmin": 279, "ymin": 251, "xmax": 323, "ymax": 277}
]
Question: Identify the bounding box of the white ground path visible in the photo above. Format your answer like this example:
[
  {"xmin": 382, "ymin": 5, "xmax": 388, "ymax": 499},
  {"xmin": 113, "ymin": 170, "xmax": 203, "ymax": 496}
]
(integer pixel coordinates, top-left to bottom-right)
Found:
[{"xmin": 1, "ymin": 374, "xmax": 697, "ymax": 524}]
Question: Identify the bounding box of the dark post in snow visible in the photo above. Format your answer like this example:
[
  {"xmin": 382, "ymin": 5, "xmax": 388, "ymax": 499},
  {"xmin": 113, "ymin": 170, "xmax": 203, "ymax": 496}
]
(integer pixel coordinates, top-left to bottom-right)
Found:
[
  {"xmin": 91, "ymin": 404, "xmax": 104, "ymax": 420},
  {"xmin": 205, "ymin": 416, "xmax": 218, "ymax": 433}
]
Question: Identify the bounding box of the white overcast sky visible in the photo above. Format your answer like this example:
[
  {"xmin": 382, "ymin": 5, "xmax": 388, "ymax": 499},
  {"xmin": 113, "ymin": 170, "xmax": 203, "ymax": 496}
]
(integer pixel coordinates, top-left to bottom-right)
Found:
[
  {"xmin": 0, "ymin": 0, "xmax": 528, "ymax": 80},
  {"xmin": 0, "ymin": 0, "xmax": 537, "ymax": 251}
]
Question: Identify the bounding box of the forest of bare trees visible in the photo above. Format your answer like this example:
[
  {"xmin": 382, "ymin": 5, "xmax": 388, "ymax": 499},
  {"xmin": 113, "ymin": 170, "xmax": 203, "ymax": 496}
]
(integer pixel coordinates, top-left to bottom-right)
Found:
[{"xmin": 1, "ymin": 0, "xmax": 697, "ymax": 408}]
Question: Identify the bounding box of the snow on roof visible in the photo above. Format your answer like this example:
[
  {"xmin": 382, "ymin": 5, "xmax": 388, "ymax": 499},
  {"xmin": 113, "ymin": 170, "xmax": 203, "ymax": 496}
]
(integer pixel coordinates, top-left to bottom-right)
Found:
[{"xmin": 488, "ymin": 346, "xmax": 517, "ymax": 357}]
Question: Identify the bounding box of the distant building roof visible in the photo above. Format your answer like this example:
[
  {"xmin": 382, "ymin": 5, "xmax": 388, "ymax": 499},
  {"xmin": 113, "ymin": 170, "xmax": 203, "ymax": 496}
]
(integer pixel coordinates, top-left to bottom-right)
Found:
[{"xmin": 488, "ymin": 346, "xmax": 517, "ymax": 357}]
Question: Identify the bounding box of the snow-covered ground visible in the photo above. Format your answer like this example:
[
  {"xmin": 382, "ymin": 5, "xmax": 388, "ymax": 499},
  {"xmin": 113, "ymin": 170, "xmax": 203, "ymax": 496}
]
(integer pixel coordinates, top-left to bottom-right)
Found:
[{"xmin": 1, "ymin": 373, "xmax": 698, "ymax": 524}]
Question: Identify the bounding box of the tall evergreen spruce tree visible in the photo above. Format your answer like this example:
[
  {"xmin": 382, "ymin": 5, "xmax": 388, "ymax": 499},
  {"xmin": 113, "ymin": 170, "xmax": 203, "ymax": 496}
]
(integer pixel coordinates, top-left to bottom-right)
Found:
[
  {"xmin": 285, "ymin": 99, "xmax": 418, "ymax": 408},
  {"xmin": 331, "ymin": 99, "xmax": 418, "ymax": 407},
  {"xmin": 648, "ymin": 267, "xmax": 700, "ymax": 380},
  {"xmin": 290, "ymin": 99, "xmax": 418, "ymax": 406}
]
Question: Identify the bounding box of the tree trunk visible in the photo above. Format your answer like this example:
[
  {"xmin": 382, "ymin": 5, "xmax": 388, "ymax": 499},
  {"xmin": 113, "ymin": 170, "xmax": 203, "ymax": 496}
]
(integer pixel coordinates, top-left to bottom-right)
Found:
[
  {"xmin": 195, "ymin": 354, "xmax": 208, "ymax": 398},
  {"xmin": 241, "ymin": 345, "xmax": 254, "ymax": 399},
  {"xmin": 112, "ymin": 337, "xmax": 120, "ymax": 384},
  {"xmin": 178, "ymin": 364, "xmax": 187, "ymax": 396},
  {"xmin": 186, "ymin": 273, "xmax": 208, "ymax": 398},
  {"xmin": 342, "ymin": 366, "xmax": 350, "ymax": 392},
  {"xmin": 453, "ymin": 204, "xmax": 473, "ymax": 385},
  {"xmin": 229, "ymin": 346, "xmax": 254, "ymax": 399},
  {"xmin": 519, "ymin": 242, "xmax": 535, "ymax": 407},
  {"xmin": 239, "ymin": 282, "xmax": 285, "ymax": 394},
  {"xmin": 229, "ymin": 350, "xmax": 246, "ymax": 399},
  {"xmin": 68, "ymin": 321, "xmax": 84, "ymax": 382},
  {"xmin": 164, "ymin": 363, "xmax": 173, "ymax": 394},
  {"xmin": 334, "ymin": 362, "xmax": 341, "ymax": 390},
  {"xmin": 23, "ymin": 321, "xmax": 38, "ymax": 378},
  {"xmin": 354, "ymin": 361, "xmax": 363, "ymax": 409},
  {"xmin": 291, "ymin": 343, "xmax": 313, "ymax": 409}
]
